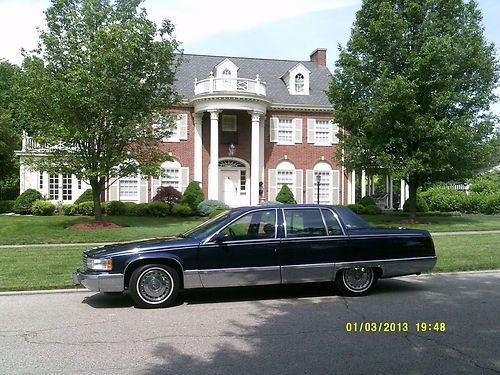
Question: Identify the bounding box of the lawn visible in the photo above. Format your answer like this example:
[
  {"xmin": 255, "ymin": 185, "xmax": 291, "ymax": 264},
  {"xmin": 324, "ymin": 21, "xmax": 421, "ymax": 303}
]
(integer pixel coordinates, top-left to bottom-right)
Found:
[
  {"xmin": 0, "ymin": 234, "xmax": 498, "ymax": 292},
  {"xmin": 363, "ymin": 214, "xmax": 500, "ymax": 232},
  {"xmin": 0, "ymin": 215, "xmax": 204, "ymax": 245}
]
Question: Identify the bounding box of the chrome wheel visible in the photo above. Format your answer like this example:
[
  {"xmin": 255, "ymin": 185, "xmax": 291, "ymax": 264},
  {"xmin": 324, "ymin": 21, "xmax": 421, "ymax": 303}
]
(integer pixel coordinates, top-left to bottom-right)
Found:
[
  {"xmin": 335, "ymin": 267, "xmax": 377, "ymax": 296},
  {"xmin": 137, "ymin": 267, "xmax": 173, "ymax": 304}
]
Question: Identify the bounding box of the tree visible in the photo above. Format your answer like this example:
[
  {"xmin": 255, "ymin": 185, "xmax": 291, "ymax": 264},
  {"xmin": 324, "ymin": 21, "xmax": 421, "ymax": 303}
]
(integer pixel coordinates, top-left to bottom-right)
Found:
[
  {"xmin": 0, "ymin": 60, "xmax": 21, "ymax": 200},
  {"xmin": 19, "ymin": 0, "xmax": 180, "ymax": 220},
  {"xmin": 329, "ymin": 0, "xmax": 499, "ymax": 219},
  {"xmin": 275, "ymin": 185, "xmax": 296, "ymax": 204}
]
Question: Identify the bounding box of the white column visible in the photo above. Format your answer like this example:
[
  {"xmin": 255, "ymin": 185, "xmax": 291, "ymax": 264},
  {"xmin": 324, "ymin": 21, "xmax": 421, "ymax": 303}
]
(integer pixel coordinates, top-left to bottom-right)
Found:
[
  {"xmin": 208, "ymin": 109, "xmax": 220, "ymax": 200},
  {"xmin": 193, "ymin": 113, "xmax": 203, "ymax": 186},
  {"xmin": 259, "ymin": 116, "xmax": 265, "ymax": 198},
  {"xmin": 249, "ymin": 111, "xmax": 262, "ymax": 206},
  {"xmin": 400, "ymin": 179, "xmax": 409, "ymax": 209},
  {"xmin": 361, "ymin": 170, "xmax": 366, "ymax": 198},
  {"xmin": 388, "ymin": 176, "xmax": 394, "ymax": 209},
  {"xmin": 250, "ymin": 111, "xmax": 262, "ymax": 205},
  {"xmin": 350, "ymin": 170, "xmax": 356, "ymax": 204}
]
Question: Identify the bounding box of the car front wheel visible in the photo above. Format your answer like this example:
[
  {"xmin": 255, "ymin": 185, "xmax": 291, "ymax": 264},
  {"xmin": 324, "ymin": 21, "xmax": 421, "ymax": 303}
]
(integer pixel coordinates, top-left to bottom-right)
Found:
[
  {"xmin": 129, "ymin": 264, "xmax": 180, "ymax": 308},
  {"xmin": 335, "ymin": 267, "xmax": 377, "ymax": 296}
]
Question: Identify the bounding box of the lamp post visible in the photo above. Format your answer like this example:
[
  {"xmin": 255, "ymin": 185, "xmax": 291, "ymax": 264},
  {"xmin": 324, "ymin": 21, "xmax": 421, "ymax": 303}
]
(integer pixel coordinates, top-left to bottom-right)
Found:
[{"xmin": 316, "ymin": 173, "xmax": 321, "ymax": 205}]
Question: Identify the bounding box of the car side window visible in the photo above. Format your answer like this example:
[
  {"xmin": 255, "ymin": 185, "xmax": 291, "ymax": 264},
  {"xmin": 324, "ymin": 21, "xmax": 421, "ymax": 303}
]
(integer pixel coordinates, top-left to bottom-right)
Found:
[
  {"xmin": 284, "ymin": 209, "xmax": 327, "ymax": 237},
  {"xmin": 220, "ymin": 210, "xmax": 276, "ymax": 241},
  {"xmin": 321, "ymin": 209, "xmax": 344, "ymax": 236}
]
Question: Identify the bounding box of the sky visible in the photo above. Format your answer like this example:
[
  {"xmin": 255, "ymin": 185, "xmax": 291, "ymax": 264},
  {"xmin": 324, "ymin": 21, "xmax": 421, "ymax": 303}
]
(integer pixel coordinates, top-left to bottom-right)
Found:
[{"xmin": 0, "ymin": 0, "xmax": 499, "ymax": 114}]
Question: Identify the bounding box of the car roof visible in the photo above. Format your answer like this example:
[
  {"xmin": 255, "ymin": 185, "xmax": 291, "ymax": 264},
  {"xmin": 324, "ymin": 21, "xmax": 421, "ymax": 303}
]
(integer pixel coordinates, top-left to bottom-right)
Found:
[{"xmin": 230, "ymin": 204, "xmax": 339, "ymax": 213}]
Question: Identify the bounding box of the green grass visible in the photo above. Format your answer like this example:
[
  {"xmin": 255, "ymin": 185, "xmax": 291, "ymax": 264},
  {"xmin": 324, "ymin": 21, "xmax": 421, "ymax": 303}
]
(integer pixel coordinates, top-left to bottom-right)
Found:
[
  {"xmin": 0, "ymin": 235, "xmax": 498, "ymax": 292},
  {"xmin": 363, "ymin": 214, "xmax": 500, "ymax": 232},
  {"xmin": 0, "ymin": 215, "xmax": 204, "ymax": 245}
]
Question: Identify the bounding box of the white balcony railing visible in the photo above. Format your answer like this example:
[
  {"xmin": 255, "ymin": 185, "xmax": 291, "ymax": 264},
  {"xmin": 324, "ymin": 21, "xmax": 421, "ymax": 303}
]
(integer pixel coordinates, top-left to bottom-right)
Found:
[
  {"xmin": 194, "ymin": 74, "xmax": 266, "ymax": 96},
  {"xmin": 21, "ymin": 131, "xmax": 56, "ymax": 152}
]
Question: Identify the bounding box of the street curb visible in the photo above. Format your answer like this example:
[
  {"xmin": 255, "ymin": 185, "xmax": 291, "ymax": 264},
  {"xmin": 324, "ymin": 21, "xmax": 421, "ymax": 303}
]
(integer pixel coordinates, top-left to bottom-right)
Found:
[{"xmin": 1, "ymin": 270, "xmax": 498, "ymax": 296}]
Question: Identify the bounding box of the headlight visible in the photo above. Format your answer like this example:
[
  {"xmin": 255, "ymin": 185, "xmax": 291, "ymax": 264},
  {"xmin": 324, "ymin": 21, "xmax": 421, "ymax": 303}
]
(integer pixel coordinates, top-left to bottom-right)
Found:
[{"xmin": 86, "ymin": 257, "xmax": 113, "ymax": 271}]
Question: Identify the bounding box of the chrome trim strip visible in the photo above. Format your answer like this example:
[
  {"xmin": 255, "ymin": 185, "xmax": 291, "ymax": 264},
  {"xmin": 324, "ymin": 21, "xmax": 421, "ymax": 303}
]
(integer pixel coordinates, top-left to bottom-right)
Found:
[
  {"xmin": 198, "ymin": 266, "xmax": 280, "ymax": 274},
  {"xmin": 334, "ymin": 256, "xmax": 437, "ymax": 278},
  {"xmin": 348, "ymin": 234, "xmax": 428, "ymax": 238},
  {"xmin": 198, "ymin": 266, "xmax": 281, "ymax": 288},
  {"xmin": 281, "ymin": 263, "xmax": 335, "ymax": 283},
  {"xmin": 183, "ymin": 270, "xmax": 203, "ymax": 289},
  {"xmin": 279, "ymin": 236, "xmax": 346, "ymax": 242}
]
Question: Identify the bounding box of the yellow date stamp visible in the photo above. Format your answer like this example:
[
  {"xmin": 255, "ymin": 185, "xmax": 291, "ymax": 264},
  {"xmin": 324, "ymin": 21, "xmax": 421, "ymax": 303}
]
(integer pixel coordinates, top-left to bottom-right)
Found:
[{"xmin": 345, "ymin": 322, "xmax": 447, "ymax": 333}]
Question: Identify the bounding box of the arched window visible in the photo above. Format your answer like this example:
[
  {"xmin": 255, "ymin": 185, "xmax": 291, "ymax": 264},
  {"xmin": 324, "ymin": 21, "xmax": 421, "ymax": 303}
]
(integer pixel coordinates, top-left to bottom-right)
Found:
[
  {"xmin": 295, "ymin": 73, "xmax": 304, "ymax": 93},
  {"xmin": 155, "ymin": 159, "xmax": 181, "ymax": 190},
  {"xmin": 276, "ymin": 160, "xmax": 296, "ymax": 194},
  {"xmin": 222, "ymin": 68, "xmax": 231, "ymax": 85},
  {"xmin": 306, "ymin": 162, "xmax": 340, "ymax": 204}
]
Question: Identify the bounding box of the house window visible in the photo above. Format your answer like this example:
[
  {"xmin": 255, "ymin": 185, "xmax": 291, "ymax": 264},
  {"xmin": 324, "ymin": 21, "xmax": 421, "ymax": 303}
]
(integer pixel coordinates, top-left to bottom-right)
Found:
[
  {"xmin": 277, "ymin": 119, "xmax": 293, "ymax": 143},
  {"xmin": 315, "ymin": 120, "xmax": 331, "ymax": 144},
  {"xmin": 78, "ymin": 179, "xmax": 82, "ymax": 190},
  {"xmin": 39, "ymin": 172, "xmax": 43, "ymax": 190},
  {"xmin": 222, "ymin": 68, "xmax": 231, "ymax": 84},
  {"xmin": 161, "ymin": 168, "xmax": 180, "ymax": 189},
  {"xmin": 295, "ymin": 73, "xmax": 304, "ymax": 93},
  {"xmin": 119, "ymin": 175, "xmax": 139, "ymax": 200},
  {"xmin": 277, "ymin": 170, "xmax": 294, "ymax": 192},
  {"xmin": 222, "ymin": 115, "xmax": 237, "ymax": 132},
  {"xmin": 240, "ymin": 170, "xmax": 246, "ymax": 192},
  {"xmin": 315, "ymin": 171, "xmax": 331, "ymax": 204},
  {"xmin": 62, "ymin": 174, "xmax": 72, "ymax": 201},
  {"xmin": 49, "ymin": 174, "xmax": 59, "ymax": 200}
]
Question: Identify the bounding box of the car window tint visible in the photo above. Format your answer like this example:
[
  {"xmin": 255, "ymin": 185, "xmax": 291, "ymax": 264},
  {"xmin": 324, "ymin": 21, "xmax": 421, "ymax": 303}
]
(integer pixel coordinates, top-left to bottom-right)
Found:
[
  {"xmin": 333, "ymin": 206, "xmax": 371, "ymax": 229},
  {"xmin": 321, "ymin": 209, "xmax": 343, "ymax": 236},
  {"xmin": 220, "ymin": 210, "xmax": 276, "ymax": 241},
  {"xmin": 284, "ymin": 209, "xmax": 327, "ymax": 237}
]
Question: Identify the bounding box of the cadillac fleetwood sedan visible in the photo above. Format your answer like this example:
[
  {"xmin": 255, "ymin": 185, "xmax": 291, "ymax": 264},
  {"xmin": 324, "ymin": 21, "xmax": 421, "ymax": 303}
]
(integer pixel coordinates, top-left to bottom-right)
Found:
[{"xmin": 73, "ymin": 205, "xmax": 436, "ymax": 308}]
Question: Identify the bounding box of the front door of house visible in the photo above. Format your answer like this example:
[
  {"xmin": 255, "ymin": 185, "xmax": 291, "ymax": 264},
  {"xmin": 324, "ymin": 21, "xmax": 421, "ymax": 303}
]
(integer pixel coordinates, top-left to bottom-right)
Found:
[{"xmin": 220, "ymin": 170, "xmax": 240, "ymax": 207}]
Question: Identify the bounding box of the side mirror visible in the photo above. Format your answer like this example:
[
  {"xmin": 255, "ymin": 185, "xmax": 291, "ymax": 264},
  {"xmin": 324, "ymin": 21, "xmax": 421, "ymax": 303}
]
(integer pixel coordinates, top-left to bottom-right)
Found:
[{"xmin": 213, "ymin": 232, "xmax": 230, "ymax": 243}]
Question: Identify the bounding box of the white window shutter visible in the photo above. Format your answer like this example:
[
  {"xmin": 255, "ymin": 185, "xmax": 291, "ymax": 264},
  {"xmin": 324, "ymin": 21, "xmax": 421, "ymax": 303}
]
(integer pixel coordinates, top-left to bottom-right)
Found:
[
  {"xmin": 180, "ymin": 167, "xmax": 189, "ymax": 192},
  {"xmin": 293, "ymin": 119, "xmax": 302, "ymax": 144},
  {"xmin": 305, "ymin": 170, "xmax": 315, "ymax": 204},
  {"xmin": 178, "ymin": 114, "xmax": 188, "ymax": 140},
  {"xmin": 331, "ymin": 122, "xmax": 339, "ymax": 144},
  {"xmin": 294, "ymin": 169, "xmax": 303, "ymax": 203},
  {"xmin": 268, "ymin": 169, "xmax": 277, "ymax": 201},
  {"xmin": 270, "ymin": 118, "xmax": 278, "ymax": 143},
  {"xmin": 332, "ymin": 170, "xmax": 340, "ymax": 204},
  {"xmin": 307, "ymin": 119, "xmax": 316, "ymax": 143}
]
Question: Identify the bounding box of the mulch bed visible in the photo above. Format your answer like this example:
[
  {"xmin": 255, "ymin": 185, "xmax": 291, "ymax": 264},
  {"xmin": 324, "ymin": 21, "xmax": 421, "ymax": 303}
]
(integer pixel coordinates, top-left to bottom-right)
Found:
[{"xmin": 67, "ymin": 221, "xmax": 123, "ymax": 230}]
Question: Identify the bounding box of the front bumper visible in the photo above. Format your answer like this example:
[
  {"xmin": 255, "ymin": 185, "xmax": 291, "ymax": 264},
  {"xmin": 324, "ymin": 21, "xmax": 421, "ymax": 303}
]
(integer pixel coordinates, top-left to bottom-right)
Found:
[{"xmin": 73, "ymin": 269, "xmax": 125, "ymax": 292}]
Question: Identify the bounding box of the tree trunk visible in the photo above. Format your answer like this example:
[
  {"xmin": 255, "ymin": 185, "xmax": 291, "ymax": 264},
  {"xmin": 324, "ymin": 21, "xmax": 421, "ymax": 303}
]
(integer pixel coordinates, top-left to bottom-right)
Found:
[
  {"xmin": 90, "ymin": 179, "xmax": 103, "ymax": 221},
  {"xmin": 407, "ymin": 177, "xmax": 418, "ymax": 221}
]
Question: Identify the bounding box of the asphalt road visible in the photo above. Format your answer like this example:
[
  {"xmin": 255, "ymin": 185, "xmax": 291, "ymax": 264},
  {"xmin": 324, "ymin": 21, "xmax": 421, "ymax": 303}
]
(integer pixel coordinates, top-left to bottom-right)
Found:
[{"xmin": 1, "ymin": 271, "xmax": 499, "ymax": 375}]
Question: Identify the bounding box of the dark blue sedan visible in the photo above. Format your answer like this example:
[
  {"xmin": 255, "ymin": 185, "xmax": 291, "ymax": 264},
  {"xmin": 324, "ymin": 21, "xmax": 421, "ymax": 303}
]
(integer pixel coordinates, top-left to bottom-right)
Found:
[{"xmin": 73, "ymin": 205, "xmax": 436, "ymax": 308}]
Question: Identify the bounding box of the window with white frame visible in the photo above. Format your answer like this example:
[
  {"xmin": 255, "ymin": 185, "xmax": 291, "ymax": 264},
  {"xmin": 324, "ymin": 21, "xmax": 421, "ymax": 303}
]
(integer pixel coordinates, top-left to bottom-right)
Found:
[
  {"xmin": 222, "ymin": 68, "xmax": 231, "ymax": 84},
  {"xmin": 269, "ymin": 160, "xmax": 303, "ymax": 203},
  {"xmin": 49, "ymin": 174, "xmax": 59, "ymax": 200},
  {"xmin": 314, "ymin": 170, "xmax": 331, "ymax": 204},
  {"xmin": 119, "ymin": 175, "xmax": 139, "ymax": 200},
  {"xmin": 152, "ymin": 159, "xmax": 189, "ymax": 197},
  {"xmin": 277, "ymin": 119, "xmax": 293, "ymax": 143},
  {"xmin": 315, "ymin": 120, "xmax": 331, "ymax": 144},
  {"xmin": 62, "ymin": 174, "xmax": 72, "ymax": 201},
  {"xmin": 306, "ymin": 162, "xmax": 340, "ymax": 204},
  {"xmin": 277, "ymin": 170, "xmax": 294, "ymax": 192},
  {"xmin": 39, "ymin": 172, "xmax": 44, "ymax": 190},
  {"xmin": 295, "ymin": 73, "xmax": 304, "ymax": 93},
  {"xmin": 161, "ymin": 168, "xmax": 180, "ymax": 189}
]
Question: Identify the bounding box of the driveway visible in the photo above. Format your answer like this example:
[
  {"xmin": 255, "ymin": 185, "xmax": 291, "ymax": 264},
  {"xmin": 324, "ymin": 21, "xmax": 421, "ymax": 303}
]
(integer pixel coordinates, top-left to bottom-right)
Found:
[{"xmin": 0, "ymin": 271, "xmax": 499, "ymax": 374}]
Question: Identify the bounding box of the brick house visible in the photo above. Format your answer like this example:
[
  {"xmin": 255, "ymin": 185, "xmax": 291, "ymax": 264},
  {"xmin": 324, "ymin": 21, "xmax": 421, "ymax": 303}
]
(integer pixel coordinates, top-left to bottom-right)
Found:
[{"xmin": 17, "ymin": 49, "xmax": 359, "ymax": 207}]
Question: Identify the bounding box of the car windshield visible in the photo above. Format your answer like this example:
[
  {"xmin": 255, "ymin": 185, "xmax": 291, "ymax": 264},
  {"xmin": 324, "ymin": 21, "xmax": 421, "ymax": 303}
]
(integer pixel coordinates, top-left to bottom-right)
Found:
[
  {"xmin": 334, "ymin": 206, "xmax": 372, "ymax": 229},
  {"xmin": 179, "ymin": 211, "xmax": 231, "ymax": 239}
]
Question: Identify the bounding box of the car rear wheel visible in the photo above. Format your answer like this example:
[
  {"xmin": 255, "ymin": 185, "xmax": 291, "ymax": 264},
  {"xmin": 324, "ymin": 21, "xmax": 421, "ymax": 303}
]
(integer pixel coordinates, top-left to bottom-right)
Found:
[
  {"xmin": 129, "ymin": 264, "xmax": 180, "ymax": 308},
  {"xmin": 335, "ymin": 267, "xmax": 377, "ymax": 296}
]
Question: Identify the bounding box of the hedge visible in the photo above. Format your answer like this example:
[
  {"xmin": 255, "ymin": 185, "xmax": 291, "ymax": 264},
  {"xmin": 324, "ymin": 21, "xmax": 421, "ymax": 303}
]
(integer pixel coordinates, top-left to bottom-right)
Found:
[
  {"xmin": 74, "ymin": 189, "xmax": 93, "ymax": 204},
  {"xmin": 197, "ymin": 200, "xmax": 230, "ymax": 216},
  {"xmin": 31, "ymin": 200, "xmax": 56, "ymax": 216},
  {"xmin": 13, "ymin": 189, "xmax": 44, "ymax": 214},
  {"xmin": 0, "ymin": 200, "xmax": 15, "ymax": 213},
  {"xmin": 420, "ymin": 187, "xmax": 500, "ymax": 214}
]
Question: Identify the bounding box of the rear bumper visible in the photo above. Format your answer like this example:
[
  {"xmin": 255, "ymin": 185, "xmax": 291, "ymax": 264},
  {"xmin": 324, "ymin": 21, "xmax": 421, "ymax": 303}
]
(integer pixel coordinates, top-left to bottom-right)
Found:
[{"xmin": 73, "ymin": 269, "xmax": 124, "ymax": 292}]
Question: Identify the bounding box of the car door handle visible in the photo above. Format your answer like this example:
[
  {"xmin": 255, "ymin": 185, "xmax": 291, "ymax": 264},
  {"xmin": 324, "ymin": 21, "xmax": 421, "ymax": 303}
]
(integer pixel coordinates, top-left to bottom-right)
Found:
[{"xmin": 274, "ymin": 248, "xmax": 279, "ymax": 253}]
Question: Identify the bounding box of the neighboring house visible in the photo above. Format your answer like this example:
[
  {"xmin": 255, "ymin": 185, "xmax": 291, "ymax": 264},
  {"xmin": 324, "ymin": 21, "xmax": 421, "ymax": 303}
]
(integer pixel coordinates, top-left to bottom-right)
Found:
[{"xmin": 16, "ymin": 49, "xmax": 357, "ymax": 207}]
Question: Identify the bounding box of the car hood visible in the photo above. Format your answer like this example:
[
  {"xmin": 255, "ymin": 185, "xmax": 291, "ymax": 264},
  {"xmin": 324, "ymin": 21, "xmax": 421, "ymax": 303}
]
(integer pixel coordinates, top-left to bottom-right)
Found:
[{"xmin": 85, "ymin": 236, "xmax": 199, "ymax": 258}]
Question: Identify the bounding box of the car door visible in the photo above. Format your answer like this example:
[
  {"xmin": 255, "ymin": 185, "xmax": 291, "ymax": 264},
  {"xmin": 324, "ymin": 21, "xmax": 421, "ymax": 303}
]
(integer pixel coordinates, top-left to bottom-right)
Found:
[
  {"xmin": 198, "ymin": 208, "xmax": 281, "ymax": 287},
  {"xmin": 280, "ymin": 208, "xmax": 349, "ymax": 283}
]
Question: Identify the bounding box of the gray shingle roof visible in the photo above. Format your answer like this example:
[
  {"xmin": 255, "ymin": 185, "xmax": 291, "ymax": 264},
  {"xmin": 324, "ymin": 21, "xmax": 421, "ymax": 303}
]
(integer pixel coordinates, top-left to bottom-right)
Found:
[{"xmin": 174, "ymin": 53, "xmax": 333, "ymax": 107}]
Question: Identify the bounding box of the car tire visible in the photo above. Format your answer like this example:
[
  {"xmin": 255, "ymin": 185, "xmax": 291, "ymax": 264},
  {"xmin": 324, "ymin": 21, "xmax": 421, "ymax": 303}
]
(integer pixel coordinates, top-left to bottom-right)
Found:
[
  {"xmin": 335, "ymin": 267, "xmax": 377, "ymax": 296},
  {"xmin": 129, "ymin": 264, "xmax": 180, "ymax": 308}
]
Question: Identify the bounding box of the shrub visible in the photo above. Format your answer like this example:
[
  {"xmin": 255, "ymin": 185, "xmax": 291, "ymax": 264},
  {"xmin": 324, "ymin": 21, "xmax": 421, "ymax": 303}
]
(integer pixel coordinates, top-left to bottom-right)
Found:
[
  {"xmin": 171, "ymin": 203, "xmax": 192, "ymax": 216},
  {"xmin": 13, "ymin": 189, "xmax": 44, "ymax": 214},
  {"xmin": 31, "ymin": 200, "xmax": 56, "ymax": 216},
  {"xmin": 347, "ymin": 204, "xmax": 365, "ymax": 214},
  {"xmin": 197, "ymin": 200, "xmax": 230, "ymax": 216},
  {"xmin": 258, "ymin": 201, "xmax": 282, "ymax": 206},
  {"xmin": 461, "ymin": 193, "xmax": 488, "ymax": 214},
  {"xmin": 468, "ymin": 171, "xmax": 500, "ymax": 194},
  {"xmin": 105, "ymin": 201, "xmax": 126, "ymax": 216},
  {"xmin": 78, "ymin": 201, "xmax": 94, "ymax": 216},
  {"xmin": 152, "ymin": 186, "xmax": 182, "ymax": 207},
  {"xmin": 420, "ymin": 188, "xmax": 466, "ymax": 212},
  {"xmin": 147, "ymin": 201, "xmax": 170, "ymax": 217},
  {"xmin": 74, "ymin": 189, "xmax": 94, "ymax": 204},
  {"xmin": 63, "ymin": 204, "xmax": 78, "ymax": 216},
  {"xmin": 0, "ymin": 200, "xmax": 14, "ymax": 213},
  {"xmin": 135, "ymin": 203, "xmax": 149, "ymax": 216},
  {"xmin": 363, "ymin": 205, "xmax": 382, "ymax": 215},
  {"xmin": 403, "ymin": 195, "xmax": 429, "ymax": 213},
  {"xmin": 180, "ymin": 182, "xmax": 204, "ymax": 212},
  {"xmin": 357, "ymin": 196, "xmax": 376, "ymax": 207},
  {"xmin": 123, "ymin": 202, "xmax": 138, "ymax": 216},
  {"xmin": 484, "ymin": 194, "xmax": 500, "ymax": 215},
  {"xmin": 275, "ymin": 185, "xmax": 296, "ymax": 204}
]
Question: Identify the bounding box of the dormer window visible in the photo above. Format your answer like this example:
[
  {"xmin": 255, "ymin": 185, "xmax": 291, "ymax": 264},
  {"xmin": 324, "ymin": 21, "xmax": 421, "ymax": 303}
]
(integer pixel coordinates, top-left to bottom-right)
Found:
[
  {"xmin": 222, "ymin": 69, "xmax": 231, "ymax": 85},
  {"xmin": 282, "ymin": 63, "xmax": 310, "ymax": 95},
  {"xmin": 295, "ymin": 73, "xmax": 304, "ymax": 93}
]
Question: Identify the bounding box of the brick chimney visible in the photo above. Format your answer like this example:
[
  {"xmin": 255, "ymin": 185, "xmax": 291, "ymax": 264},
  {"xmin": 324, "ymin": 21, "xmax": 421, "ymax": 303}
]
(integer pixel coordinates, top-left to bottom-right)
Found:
[{"xmin": 310, "ymin": 48, "xmax": 327, "ymax": 67}]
